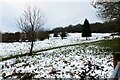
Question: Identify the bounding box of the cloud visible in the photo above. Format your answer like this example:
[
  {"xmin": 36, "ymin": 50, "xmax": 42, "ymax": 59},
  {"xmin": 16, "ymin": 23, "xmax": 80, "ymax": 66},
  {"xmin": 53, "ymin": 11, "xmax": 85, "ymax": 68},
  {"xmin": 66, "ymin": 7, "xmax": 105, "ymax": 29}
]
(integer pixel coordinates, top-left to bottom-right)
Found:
[
  {"xmin": 42, "ymin": 2, "xmax": 100, "ymax": 28},
  {"xmin": 0, "ymin": 0, "xmax": 101, "ymax": 32}
]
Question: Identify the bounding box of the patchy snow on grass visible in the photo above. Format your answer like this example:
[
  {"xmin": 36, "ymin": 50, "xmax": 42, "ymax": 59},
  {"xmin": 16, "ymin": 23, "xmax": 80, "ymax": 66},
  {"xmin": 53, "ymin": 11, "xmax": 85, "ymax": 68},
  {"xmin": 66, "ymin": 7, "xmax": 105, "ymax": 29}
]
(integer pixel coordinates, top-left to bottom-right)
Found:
[
  {"xmin": 0, "ymin": 44, "xmax": 113, "ymax": 79},
  {"xmin": 0, "ymin": 33, "xmax": 112, "ymax": 57},
  {"xmin": 0, "ymin": 33, "xmax": 115, "ymax": 79}
]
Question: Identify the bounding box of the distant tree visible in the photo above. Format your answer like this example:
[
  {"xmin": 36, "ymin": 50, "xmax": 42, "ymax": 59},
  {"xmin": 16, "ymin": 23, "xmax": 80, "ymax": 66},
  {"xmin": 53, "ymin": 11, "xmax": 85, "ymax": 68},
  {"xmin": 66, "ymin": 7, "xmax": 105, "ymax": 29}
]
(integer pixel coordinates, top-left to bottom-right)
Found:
[
  {"xmin": 17, "ymin": 6, "xmax": 46, "ymax": 55},
  {"xmin": 44, "ymin": 31, "xmax": 50, "ymax": 40},
  {"xmin": 51, "ymin": 24, "xmax": 83, "ymax": 33},
  {"xmin": 37, "ymin": 31, "xmax": 49, "ymax": 40},
  {"xmin": 2, "ymin": 33, "xmax": 7, "ymax": 42},
  {"xmin": 0, "ymin": 31, "xmax": 2, "ymax": 42},
  {"xmin": 82, "ymin": 19, "xmax": 92, "ymax": 40},
  {"xmin": 8, "ymin": 33, "xmax": 14, "ymax": 42},
  {"xmin": 53, "ymin": 33, "xmax": 59, "ymax": 37},
  {"xmin": 60, "ymin": 32, "xmax": 67, "ymax": 39},
  {"xmin": 2, "ymin": 33, "xmax": 14, "ymax": 42},
  {"xmin": 92, "ymin": 0, "xmax": 120, "ymax": 32},
  {"xmin": 14, "ymin": 32, "xmax": 20, "ymax": 42},
  {"xmin": 20, "ymin": 32, "xmax": 26, "ymax": 42}
]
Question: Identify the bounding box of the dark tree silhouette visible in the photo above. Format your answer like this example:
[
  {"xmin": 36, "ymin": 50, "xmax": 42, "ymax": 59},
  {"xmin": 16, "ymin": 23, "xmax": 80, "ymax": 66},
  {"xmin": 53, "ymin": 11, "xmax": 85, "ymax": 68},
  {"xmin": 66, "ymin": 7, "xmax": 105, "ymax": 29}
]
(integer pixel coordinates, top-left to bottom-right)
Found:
[
  {"xmin": 92, "ymin": 1, "xmax": 120, "ymax": 21},
  {"xmin": 53, "ymin": 33, "xmax": 59, "ymax": 37},
  {"xmin": 0, "ymin": 30, "xmax": 1, "ymax": 41},
  {"xmin": 2, "ymin": 33, "xmax": 14, "ymax": 42},
  {"xmin": 17, "ymin": 6, "xmax": 46, "ymax": 55},
  {"xmin": 14, "ymin": 32, "xmax": 20, "ymax": 42},
  {"xmin": 92, "ymin": 0, "xmax": 120, "ymax": 33},
  {"xmin": 82, "ymin": 19, "xmax": 91, "ymax": 40},
  {"xmin": 60, "ymin": 32, "xmax": 67, "ymax": 39},
  {"xmin": 37, "ymin": 31, "xmax": 49, "ymax": 40}
]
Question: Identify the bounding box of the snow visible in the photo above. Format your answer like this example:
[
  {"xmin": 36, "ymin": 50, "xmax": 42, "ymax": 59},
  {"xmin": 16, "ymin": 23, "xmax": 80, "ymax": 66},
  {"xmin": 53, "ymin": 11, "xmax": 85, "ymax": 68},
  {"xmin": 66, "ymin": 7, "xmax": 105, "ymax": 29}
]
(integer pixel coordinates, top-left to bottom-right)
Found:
[
  {"xmin": 0, "ymin": 33, "xmax": 118, "ymax": 79},
  {"xmin": 0, "ymin": 33, "xmax": 112, "ymax": 58},
  {"xmin": 0, "ymin": 45, "xmax": 113, "ymax": 79}
]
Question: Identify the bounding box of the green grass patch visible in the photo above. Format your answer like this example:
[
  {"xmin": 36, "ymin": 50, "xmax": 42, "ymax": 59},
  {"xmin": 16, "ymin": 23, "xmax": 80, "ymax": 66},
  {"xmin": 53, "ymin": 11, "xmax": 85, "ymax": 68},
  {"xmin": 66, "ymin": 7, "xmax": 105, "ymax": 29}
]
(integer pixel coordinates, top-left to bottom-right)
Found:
[{"xmin": 94, "ymin": 38, "xmax": 120, "ymax": 52}]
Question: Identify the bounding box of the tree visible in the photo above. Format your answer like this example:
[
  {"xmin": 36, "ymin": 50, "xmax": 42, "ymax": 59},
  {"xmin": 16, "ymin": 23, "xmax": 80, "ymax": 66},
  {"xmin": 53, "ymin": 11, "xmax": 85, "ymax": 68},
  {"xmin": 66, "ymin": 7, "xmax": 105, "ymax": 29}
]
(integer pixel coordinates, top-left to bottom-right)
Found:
[
  {"xmin": 60, "ymin": 32, "xmax": 67, "ymax": 39},
  {"xmin": 37, "ymin": 31, "xmax": 49, "ymax": 41},
  {"xmin": 82, "ymin": 19, "xmax": 91, "ymax": 40},
  {"xmin": 92, "ymin": 1, "xmax": 120, "ymax": 21},
  {"xmin": 14, "ymin": 32, "xmax": 20, "ymax": 42},
  {"xmin": 53, "ymin": 33, "xmax": 59, "ymax": 37},
  {"xmin": 17, "ymin": 6, "xmax": 46, "ymax": 55},
  {"xmin": 20, "ymin": 32, "xmax": 26, "ymax": 42},
  {"xmin": 0, "ymin": 31, "xmax": 2, "ymax": 42},
  {"xmin": 92, "ymin": 0, "xmax": 120, "ymax": 33}
]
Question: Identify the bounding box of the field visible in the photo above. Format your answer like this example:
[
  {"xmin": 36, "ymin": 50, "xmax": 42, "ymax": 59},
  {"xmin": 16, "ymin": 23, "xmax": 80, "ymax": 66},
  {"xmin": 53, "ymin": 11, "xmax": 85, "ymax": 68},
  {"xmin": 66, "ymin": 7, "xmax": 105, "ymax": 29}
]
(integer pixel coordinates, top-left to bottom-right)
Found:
[
  {"xmin": 0, "ymin": 33, "xmax": 112, "ymax": 58},
  {"xmin": 0, "ymin": 33, "xmax": 119, "ymax": 79}
]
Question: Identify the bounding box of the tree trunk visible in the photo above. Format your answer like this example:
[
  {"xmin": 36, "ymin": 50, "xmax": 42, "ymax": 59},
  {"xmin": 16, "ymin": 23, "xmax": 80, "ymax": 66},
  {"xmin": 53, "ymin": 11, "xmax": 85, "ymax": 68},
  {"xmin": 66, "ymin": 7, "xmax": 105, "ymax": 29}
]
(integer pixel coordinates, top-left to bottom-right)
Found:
[
  {"xmin": 29, "ymin": 41, "xmax": 34, "ymax": 55},
  {"xmin": 29, "ymin": 25, "xmax": 34, "ymax": 55}
]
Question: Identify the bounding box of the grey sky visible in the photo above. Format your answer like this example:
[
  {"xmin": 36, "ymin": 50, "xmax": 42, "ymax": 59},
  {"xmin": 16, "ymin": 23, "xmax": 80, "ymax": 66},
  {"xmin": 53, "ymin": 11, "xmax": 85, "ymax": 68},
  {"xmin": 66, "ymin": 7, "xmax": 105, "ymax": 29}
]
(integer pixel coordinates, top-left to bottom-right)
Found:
[{"xmin": 0, "ymin": 0, "xmax": 102, "ymax": 32}]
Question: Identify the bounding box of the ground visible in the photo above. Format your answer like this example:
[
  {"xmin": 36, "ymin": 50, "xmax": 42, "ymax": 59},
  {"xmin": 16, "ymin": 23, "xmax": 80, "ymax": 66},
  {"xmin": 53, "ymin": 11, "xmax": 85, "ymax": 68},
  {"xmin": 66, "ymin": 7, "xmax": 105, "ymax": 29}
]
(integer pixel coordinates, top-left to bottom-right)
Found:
[
  {"xmin": 0, "ymin": 33, "xmax": 112, "ymax": 57},
  {"xmin": 0, "ymin": 33, "xmax": 119, "ymax": 79}
]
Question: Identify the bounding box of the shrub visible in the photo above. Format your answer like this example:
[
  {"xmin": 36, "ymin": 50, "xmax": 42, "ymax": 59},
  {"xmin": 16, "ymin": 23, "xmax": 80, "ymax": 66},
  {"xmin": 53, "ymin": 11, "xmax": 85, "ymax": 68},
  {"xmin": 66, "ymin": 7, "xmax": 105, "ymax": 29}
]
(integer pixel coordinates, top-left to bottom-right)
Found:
[
  {"xmin": 37, "ymin": 31, "xmax": 49, "ymax": 41},
  {"xmin": 53, "ymin": 33, "xmax": 59, "ymax": 37},
  {"xmin": 60, "ymin": 32, "xmax": 67, "ymax": 39}
]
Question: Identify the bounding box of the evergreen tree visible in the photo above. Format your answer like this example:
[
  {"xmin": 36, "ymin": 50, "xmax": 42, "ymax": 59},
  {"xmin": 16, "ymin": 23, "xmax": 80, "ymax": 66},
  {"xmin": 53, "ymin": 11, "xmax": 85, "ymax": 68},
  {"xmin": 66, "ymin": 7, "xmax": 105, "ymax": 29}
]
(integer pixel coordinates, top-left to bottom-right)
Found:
[{"xmin": 82, "ymin": 19, "xmax": 92, "ymax": 40}]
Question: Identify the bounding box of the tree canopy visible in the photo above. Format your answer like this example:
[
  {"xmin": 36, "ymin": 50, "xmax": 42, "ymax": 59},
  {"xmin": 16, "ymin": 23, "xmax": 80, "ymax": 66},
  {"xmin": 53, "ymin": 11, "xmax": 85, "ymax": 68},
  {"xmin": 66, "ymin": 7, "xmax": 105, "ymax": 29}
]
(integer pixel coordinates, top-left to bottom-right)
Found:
[
  {"xmin": 92, "ymin": 0, "xmax": 120, "ymax": 21},
  {"xmin": 92, "ymin": 0, "xmax": 120, "ymax": 33}
]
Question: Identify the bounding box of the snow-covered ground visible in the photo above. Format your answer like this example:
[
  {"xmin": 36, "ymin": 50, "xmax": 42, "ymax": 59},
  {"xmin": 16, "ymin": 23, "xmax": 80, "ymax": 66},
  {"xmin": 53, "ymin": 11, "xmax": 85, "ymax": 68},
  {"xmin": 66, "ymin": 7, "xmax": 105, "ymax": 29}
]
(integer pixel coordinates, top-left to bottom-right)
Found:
[
  {"xmin": 0, "ymin": 44, "xmax": 113, "ymax": 79},
  {"xmin": 0, "ymin": 33, "xmax": 112, "ymax": 58},
  {"xmin": 0, "ymin": 33, "xmax": 116, "ymax": 79}
]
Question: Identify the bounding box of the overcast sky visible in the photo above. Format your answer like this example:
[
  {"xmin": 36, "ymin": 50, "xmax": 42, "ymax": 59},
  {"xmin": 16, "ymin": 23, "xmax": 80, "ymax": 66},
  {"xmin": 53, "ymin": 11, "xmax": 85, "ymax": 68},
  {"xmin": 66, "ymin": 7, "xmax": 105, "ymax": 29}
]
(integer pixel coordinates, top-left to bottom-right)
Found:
[{"xmin": 0, "ymin": 0, "xmax": 102, "ymax": 33}]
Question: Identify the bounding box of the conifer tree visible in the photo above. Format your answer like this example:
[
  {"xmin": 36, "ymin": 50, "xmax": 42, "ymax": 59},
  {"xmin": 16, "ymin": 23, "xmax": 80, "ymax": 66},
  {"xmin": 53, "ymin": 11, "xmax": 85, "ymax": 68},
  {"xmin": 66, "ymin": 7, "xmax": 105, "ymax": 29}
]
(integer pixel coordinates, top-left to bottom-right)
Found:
[{"xmin": 82, "ymin": 19, "xmax": 92, "ymax": 40}]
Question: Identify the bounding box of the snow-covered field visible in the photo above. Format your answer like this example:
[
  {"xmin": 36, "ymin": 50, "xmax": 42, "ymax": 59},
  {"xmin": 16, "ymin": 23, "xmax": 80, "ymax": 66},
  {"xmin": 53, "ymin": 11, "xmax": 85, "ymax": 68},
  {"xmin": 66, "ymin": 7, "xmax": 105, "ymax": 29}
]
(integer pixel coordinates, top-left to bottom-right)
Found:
[
  {"xmin": 0, "ymin": 44, "xmax": 113, "ymax": 79},
  {"xmin": 0, "ymin": 33, "xmax": 117, "ymax": 79},
  {"xmin": 0, "ymin": 33, "xmax": 112, "ymax": 58}
]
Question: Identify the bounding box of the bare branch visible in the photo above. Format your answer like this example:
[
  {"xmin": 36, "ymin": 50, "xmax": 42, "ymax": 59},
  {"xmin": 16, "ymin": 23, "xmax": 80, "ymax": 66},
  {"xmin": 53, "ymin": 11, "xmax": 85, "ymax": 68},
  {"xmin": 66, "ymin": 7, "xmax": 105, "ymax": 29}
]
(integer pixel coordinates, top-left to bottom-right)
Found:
[{"xmin": 16, "ymin": 6, "xmax": 46, "ymax": 55}]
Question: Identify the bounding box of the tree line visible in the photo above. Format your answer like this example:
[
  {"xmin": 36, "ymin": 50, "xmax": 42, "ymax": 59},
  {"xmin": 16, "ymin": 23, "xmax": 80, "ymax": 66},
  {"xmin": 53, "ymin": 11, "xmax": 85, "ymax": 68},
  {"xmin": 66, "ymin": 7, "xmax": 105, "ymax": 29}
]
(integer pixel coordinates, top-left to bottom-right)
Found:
[
  {"xmin": 52, "ymin": 1, "xmax": 120, "ymax": 33},
  {"xmin": 1, "ymin": 18, "xmax": 120, "ymax": 42},
  {"xmin": 1, "ymin": 31, "xmax": 49, "ymax": 42},
  {"xmin": 1, "ymin": 31, "xmax": 68, "ymax": 42},
  {"xmin": 51, "ymin": 19, "xmax": 120, "ymax": 33}
]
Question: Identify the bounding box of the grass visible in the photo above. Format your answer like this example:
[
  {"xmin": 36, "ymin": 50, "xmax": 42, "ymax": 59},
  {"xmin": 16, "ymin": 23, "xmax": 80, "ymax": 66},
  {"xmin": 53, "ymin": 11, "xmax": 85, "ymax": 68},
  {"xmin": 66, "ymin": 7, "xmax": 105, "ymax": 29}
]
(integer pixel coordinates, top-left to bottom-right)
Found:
[
  {"xmin": 94, "ymin": 38, "xmax": 120, "ymax": 52},
  {"xmin": 1, "ymin": 38, "xmax": 119, "ymax": 62},
  {"xmin": 0, "ymin": 42, "xmax": 90, "ymax": 62}
]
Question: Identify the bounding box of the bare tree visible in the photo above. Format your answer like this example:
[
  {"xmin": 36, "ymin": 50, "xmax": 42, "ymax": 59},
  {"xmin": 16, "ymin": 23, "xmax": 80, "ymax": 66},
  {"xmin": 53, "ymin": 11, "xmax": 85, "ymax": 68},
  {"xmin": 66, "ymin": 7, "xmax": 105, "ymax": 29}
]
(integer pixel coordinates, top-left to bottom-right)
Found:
[{"xmin": 17, "ymin": 6, "xmax": 46, "ymax": 55}]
